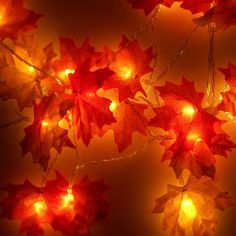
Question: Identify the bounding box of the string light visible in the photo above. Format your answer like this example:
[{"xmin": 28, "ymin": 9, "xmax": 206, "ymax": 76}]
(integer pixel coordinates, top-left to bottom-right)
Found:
[
  {"xmin": 179, "ymin": 194, "xmax": 197, "ymax": 227},
  {"xmin": 109, "ymin": 101, "xmax": 117, "ymax": 112},
  {"xmin": 186, "ymin": 131, "xmax": 202, "ymax": 142},
  {"xmin": 118, "ymin": 66, "xmax": 134, "ymax": 80},
  {"xmin": 61, "ymin": 189, "xmax": 75, "ymax": 209},
  {"xmin": 58, "ymin": 69, "xmax": 75, "ymax": 81},
  {"xmin": 27, "ymin": 66, "xmax": 35, "ymax": 74},
  {"xmin": 33, "ymin": 201, "xmax": 47, "ymax": 216},
  {"xmin": 41, "ymin": 120, "xmax": 49, "ymax": 128},
  {"xmin": 182, "ymin": 105, "xmax": 196, "ymax": 118}
]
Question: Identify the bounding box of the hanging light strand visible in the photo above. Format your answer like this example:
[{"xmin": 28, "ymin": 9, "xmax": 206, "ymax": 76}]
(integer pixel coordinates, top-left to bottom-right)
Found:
[{"xmin": 206, "ymin": 23, "xmax": 216, "ymax": 107}]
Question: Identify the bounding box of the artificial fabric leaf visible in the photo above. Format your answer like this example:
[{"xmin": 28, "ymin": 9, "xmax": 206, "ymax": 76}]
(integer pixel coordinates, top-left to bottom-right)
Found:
[
  {"xmin": 194, "ymin": 0, "xmax": 236, "ymax": 30},
  {"xmin": 125, "ymin": 0, "xmax": 179, "ymax": 15},
  {"xmin": 49, "ymin": 173, "xmax": 110, "ymax": 236},
  {"xmin": 20, "ymin": 94, "xmax": 74, "ymax": 170},
  {"xmin": 69, "ymin": 59, "xmax": 115, "ymax": 145},
  {"xmin": 53, "ymin": 37, "xmax": 95, "ymax": 87},
  {"xmin": 103, "ymin": 100, "xmax": 148, "ymax": 152},
  {"xmin": 217, "ymin": 63, "xmax": 236, "ymax": 116},
  {"xmin": 103, "ymin": 36, "xmax": 154, "ymax": 102},
  {"xmin": 0, "ymin": 171, "xmax": 110, "ymax": 236},
  {"xmin": 0, "ymin": 180, "xmax": 51, "ymax": 236},
  {"xmin": 0, "ymin": 33, "xmax": 59, "ymax": 111},
  {"xmin": 149, "ymin": 78, "xmax": 236, "ymax": 178},
  {"xmin": 0, "ymin": 0, "xmax": 42, "ymax": 39},
  {"xmin": 153, "ymin": 175, "xmax": 234, "ymax": 236}
]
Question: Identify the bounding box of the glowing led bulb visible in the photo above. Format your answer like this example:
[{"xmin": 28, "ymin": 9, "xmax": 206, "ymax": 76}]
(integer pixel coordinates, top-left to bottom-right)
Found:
[
  {"xmin": 61, "ymin": 189, "xmax": 74, "ymax": 208},
  {"xmin": 41, "ymin": 120, "xmax": 49, "ymax": 127},
  {"xmin": 59, "ymin": 69, "xmax": 75, "ymax": 80},
  {"xmin": 186, "ymin": 131, "xmax": 202, "ymax": 142},
  {"xmin": 179, "ymin": 194, "xmax": 197, "ymax": 227},
  {"xmin": 109, "ymin": 101, "xmax": 117, "ymax": 112},
  {"xmin": 119, "ymin": 66, "xmax": 134, "ymax": 80},
  {"xmin": 34, "ymin": 201, "xmax": 47, "ymax": 216},
  {"xmin": 182, "ymin": 105, "xmax": 196, "ymax": 118}
]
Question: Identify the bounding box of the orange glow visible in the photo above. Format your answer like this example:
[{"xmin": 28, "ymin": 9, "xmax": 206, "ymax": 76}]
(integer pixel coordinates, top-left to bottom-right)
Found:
[
  {"xmin": 118, "ymin": 66, "xmax": 134, "ymax": 80},
  {"xmin": 179, "ymin": 194, "xmax": 197, "ymax": 227},
  {"xmin": 0, "ymin": 9, "xmax": 5, "ymax": 25},
  {"xmin": 34, "ymin": 201, "xmax": 47, "ymax": 216},
  {"xmin": 109, "ymin": 101, "xmax": 117, "ymax": 112},
  {"xmin": 67, "ymin": 111, "xmax": 73, "ymax": 121},
  {"xmin": 41, "ymin": 120, "xmax": 49, "ymax": 127},
  {"xmin": 27, "ymin": 66, "xmax": 35, "ymax": 74},
  {"xmin": 182, "ymin": 105, "xmax": 196, "ymax": 118},
  {"xmin": 61, "ymin": 189, "xmax": 75, "ymax": 209},
  {"xmin": 86, "ymin": 92, "xmax": 95, "ymax": 97},
  {"xmin": 58, "ymin": 68, "xmax": 75, "ymax": 80},
  {"xmin": 186, "ymin": 131, "xmax": 202, "ymax": 142}
]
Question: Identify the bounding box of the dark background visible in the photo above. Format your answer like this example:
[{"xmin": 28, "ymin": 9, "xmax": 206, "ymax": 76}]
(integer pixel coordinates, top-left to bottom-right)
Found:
[{"xmin": 0, "ymin": 0, "xmax": 236, "ymax": 235}]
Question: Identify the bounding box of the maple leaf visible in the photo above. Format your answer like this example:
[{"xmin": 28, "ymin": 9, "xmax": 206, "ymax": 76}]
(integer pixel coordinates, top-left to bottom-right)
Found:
[
  {"xmin": 0, "ymin": 180, "xmax": 51, "ymax": 236},
  {"xmin": 194, "ymin": 0, "xmax": 236, "ymax": 30},
  {"xmin": 126, "ymin": 0, "xmax": 178, "ymax": 15},
  {"xmin": 101, "ymin": 100, "xmax": 148, "ymax": 152},
  {"xmin": 0, "ymin": 171, "xmax": 110, "ymax": 236},
  {"xmin": 103, "ymin": 36, "xmax": 154, "ymax": 102},
  {"xmin": 69, "ymin": 59, "xmax": 115, "ymax": 145},
  {"xmin": 44, "ymin": 171, "xmax": 110, "ymax": 236},
  {"xmin": 0, "ymin": 33, "xmax": 59, "ymax": 111},
  {"xmin": 0, "ymin": 0, "xmax": 42, "ymax": 40},
  {"xmin": 53, "ymin": 37, "xmax": 96, "ymax": 87},
  {"xmin": 149, "ymin": 78, "xmax": 236, "ymax": 178},
  {"xmin": 217, "ymin": 63, "xmax": 236, "ymax": 116},
  {"xmin": 20, "ymin": 94, "xmax": 74, "ymax": 170},
  {"xmin": 153, "ymin": 175, "xmax": 234, "ymax": 236}
]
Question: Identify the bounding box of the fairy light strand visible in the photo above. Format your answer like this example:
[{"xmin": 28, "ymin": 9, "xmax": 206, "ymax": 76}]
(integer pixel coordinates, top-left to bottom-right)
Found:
[
  {"xmin": 206, "ymin": 23, "xmax": 216, "ymax": 107},
  {"xmin": 156, "ymin": 25, "xmax": 199, "ymax": 82}
]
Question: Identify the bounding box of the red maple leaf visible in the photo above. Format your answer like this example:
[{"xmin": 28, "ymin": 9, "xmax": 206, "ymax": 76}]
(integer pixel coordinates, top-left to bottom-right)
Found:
[
  {"xmin": 0, "ymin": 0, "xmax": 42, "ymax": 40},
  {"xmin": 153, "ymin": 175, "xmax": 234, "ymax": 236},
  {"xmin": 103, "ymin": 36, "xmax": 154, "ymax": 102},
  {"xmin": 0, "ymin": 180, "xmax": 52, "ymax": 236},
  {"xmin": 49, "ymin": 173, "xmax": 110, "ymax": 236},
  {"xmin": 217, "ymin": 63, "xmax": 236, "ymax": 116},
  {"xmin": 69, "ymin": 59, "xmax": 115, "ymax": 145},
  {"xmin": 20, "ymin": 94, "xmax": 74, "ymax": 170},
  {"xmin": 126, "ymin": 0, "xmax": 179, "ymax": 15},
  {"xmin": 149, "ymin": 78, "xmax": 236, "ymax": 177},
  {"xmin": 53, "ymin": 37, "xmax": 95, "ymax": 87},
  {"xmin": 0, "ymin": 33, "xmax": 59, "ymax": 111},
  {"xmin": 0, "ymin": 171, "xmax": 110, "ymax": 236},
  {"xmin": 100, "ymin": 100, "xmax": 148, "ymax": 152},
  {"xmin": 194, "ymin": 0, "xmax": 236, "ymax": 30}
]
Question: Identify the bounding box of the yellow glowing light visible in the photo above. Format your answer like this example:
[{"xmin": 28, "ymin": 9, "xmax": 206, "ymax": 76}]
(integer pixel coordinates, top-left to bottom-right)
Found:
[
  {"xmin": 27, "ymin": 66, "xmax": 35, "ymax": 74},
  {"xmin": 34, "ymin": 201, "xmax": 47, "ymax": 216},
  {"xmin": 109, "ymin": 101, "xmax": 117, "ymax": 112},
  {"xmin": 182, "ymin": 105, "xmax": 196, "ymax": 118},
  {"xmin": 118, "ymin": 66, "xmax": 134, "ymax": 80},
  {"xmin": 61, "ymin": 189, "xmax": 75, "ymax": 209},
  {"xmin": 41, "ymin": 120, "xmax": 49, "ymax": 127},
  {"xmin": 179, "ymin": 195, "xmax": 197, "ymax": 227},
  {"xmin": 186, "ymin": 131, "xmax": 202, "ymax": 142},
  {"xmin": 59, "ymin": 69, "xmax": 75, "ymax": 80}
]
